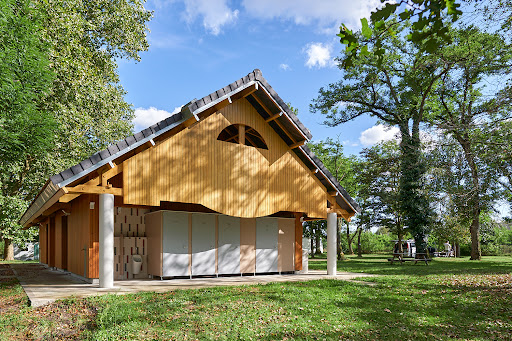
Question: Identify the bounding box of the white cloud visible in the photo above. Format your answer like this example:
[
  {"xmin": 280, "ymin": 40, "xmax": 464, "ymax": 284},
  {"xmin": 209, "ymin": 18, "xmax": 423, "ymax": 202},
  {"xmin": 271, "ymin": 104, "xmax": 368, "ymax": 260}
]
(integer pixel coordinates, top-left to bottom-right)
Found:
[
  {"xmin": 182, "ymin": 0, "xmax": 239, "ymax": 35},
  {"xmin": 133, "ymin": 106, "xmax": 182, "ymax": 132},
  {"xmin": 359, "ymin": 124, "xmax": 399, "ymax": 146},
  {"xmin": 279, "ymin": 63, "xmax": 290, "ymax": 71},
  {"xmin": 242, "ymin": 0, "xmax": 383, "ymax": 31},
  {"xmin": 304, "ymin": 42, "xmax": 335, "ymax": 69}
]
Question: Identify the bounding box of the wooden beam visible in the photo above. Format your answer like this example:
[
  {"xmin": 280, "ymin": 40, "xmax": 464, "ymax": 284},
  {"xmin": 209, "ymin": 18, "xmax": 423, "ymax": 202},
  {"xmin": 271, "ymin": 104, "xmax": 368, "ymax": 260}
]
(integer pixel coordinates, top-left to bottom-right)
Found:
[
  {"xmin": 23, "ymin": 188, "xmax": 67, "ymax": 228},
  {"xmin": 265, "ymin": 112, "xmax": 282, "ymax": 122},
  {"xmin": 289, "ymin": 140, "xmax": 305, "ymax": 149},
  {"xmin": 225, "ymin": 134, "xmax": 239, "ymax": 143},
  {"xmin": 65, "ymin": 185, "xmax": 123, "ymax": 196},
  {"xmin": 239, "ymin": 124, "xmax": 245, "ymax": 145},
  {"xmin": 102, "ymin": 163, "xmax": 123, "ymax": 186},
  {"xmin": 38, "ymin": 203, "xmax": 72, "ymax": 218},
  {"xmin": 244, "ymin": 134, "xmax": 258, "ymax": 147},
  {"xmin": 230, "ymin": 83, "xmax": 258, "ymax": 102},
  {"xmin": 251, "ymin": 94, "xmax": 298, "ymax": 144},
  {"xmin": 59, "ymin": 175, "xmax": 100, "ymax": 203},
  {"xmin": 257, "ymin": 85, "xmax": 308, "ymax": 141}
]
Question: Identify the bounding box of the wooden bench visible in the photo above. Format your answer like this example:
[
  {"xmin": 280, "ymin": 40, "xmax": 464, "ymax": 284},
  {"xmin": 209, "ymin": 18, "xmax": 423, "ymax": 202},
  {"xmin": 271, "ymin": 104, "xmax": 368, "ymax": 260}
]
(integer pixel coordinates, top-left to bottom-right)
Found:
[{"xmin": 388, "ymin": 253, "xmax": 432, "ymax": 265}]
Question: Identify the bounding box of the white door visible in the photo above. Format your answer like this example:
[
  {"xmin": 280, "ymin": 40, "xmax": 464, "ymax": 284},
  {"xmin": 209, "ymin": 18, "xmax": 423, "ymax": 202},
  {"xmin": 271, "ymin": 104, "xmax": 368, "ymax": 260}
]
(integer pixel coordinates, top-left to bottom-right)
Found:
[
  {"xmin": 162, "ymin": 212, "xmax": 189, "ymax": 277},
  {"xmin": 256, "ymin": 217, "xmax": 278, "ymax": 273},
  {"xmin": 218, "ymin": 215, "xmax": 241, "ymax": 274},
  {"xmin": 191, "ymin": 213, "xmax": 216, "ymax": 275}
]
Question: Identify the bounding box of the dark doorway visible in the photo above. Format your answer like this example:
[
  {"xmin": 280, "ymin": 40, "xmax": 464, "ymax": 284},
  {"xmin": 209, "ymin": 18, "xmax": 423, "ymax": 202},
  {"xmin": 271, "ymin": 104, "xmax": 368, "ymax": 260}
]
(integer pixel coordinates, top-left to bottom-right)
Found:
[{"xmin": 61, "ymin": 216, "xmax": 68, "ymax": 270}]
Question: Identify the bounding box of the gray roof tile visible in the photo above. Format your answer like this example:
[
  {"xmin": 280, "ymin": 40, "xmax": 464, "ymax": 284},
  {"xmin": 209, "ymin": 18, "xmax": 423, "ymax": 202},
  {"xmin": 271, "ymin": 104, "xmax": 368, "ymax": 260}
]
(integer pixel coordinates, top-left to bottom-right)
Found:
[
  {"xmin": 99, "ymin": 149, "xmax": 110, "ymax": 160},
  {"xmin": 125, "ymin": 136, "xmax": 136, "ymax": 146},
  {"xmin": 116, "ymin": 140, "xmax": 128, "ymax": 151},
  {"xmin": 71, "ymin": 164, "xmax": 83, "ymax": 175},
  {"xmin": 107, "ymin": 144, "xmax": 120, "ymax": 155},
  {"xmin": 90, "ymin": 153, "xmax": 102, "ymax": 164},
  {"xmin": 79, "ymin": 158, "xmax": 94, "ymax": 170},
  {"xmin": 60, "ymin": 169, "xmax": 74, "ymax": 181},
  {"xmin": 133, "ymin": 132, "xmax": 144, "ymax": 142}
]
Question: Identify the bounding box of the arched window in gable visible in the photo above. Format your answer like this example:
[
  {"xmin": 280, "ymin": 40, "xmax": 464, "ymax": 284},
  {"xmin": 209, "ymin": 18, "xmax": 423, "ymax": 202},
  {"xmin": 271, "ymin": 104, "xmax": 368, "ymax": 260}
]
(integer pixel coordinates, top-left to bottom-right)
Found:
[{"xmin": 217, "ymin": 124, "xmax": 268, "ymax": 149}]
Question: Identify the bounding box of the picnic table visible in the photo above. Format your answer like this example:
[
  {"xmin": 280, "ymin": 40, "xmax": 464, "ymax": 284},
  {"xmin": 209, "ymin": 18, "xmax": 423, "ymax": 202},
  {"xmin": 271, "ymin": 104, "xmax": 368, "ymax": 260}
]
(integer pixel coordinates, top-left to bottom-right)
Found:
[{"xmin": 388, "ymin": 252, "xmax": 432, "ymax": 265}]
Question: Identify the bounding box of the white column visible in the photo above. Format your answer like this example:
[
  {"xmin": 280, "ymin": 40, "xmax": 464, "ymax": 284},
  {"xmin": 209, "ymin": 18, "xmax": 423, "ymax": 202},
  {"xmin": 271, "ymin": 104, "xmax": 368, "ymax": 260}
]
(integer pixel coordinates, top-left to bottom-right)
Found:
[
  {"xmin": 99, "ymin": 193, "xmax": 114, "ymax": 288},
  {"xmin": 327, "ymin": 212, "xmax": 337, "ymax": 276}
]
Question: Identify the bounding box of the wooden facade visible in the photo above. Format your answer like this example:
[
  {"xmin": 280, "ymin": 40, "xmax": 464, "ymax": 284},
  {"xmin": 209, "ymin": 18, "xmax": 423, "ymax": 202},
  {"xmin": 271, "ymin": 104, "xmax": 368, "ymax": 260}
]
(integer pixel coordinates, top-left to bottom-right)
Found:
[
  {"xmin": 22, "ymin": 70, "xmax": 359, "ymax": 281},
  {"xmin": 124, "ymin": 99, "xmax": 328, "ymax": 218}
]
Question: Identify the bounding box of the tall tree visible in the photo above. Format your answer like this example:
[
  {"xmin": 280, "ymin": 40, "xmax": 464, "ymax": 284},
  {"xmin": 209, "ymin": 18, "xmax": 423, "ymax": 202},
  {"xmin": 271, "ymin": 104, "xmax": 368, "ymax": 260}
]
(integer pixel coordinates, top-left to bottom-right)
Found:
[
  {"xmin": 308, "ymin": 138, "xmax": 358, "ymax": 258},
  {"xmin": 0, "ymin": 0, "xmax": 55, "ymax": 259},
  {"xmin": 1, "ymin": 0, "xmax": 152, "ymax": 259},
  {"xmin": 358, "ymin": 140, "xmax": 405, "ymax": 250},
  {"xmin": 311, "ymin": 22, "xmax": 455, "ymax": 253},
  {"xmin": 38, "ymin": 0, "xmax": 152, "ymax": 167},
  {"xmin": 426, "ymin": 26, "xmax": 512, "ymax": 259}
]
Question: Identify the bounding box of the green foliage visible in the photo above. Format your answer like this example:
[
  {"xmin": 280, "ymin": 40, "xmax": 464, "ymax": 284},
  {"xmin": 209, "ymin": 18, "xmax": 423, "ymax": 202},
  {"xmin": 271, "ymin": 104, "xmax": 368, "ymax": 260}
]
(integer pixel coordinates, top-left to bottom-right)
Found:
[
  {"xmin": 312, "ymin": 21, "xmax": 447, "ymax": 253},
  {"xmin": 338, "ymin": 231, "xmax": 395, "ymax": 254},
  {"xmin": 1, "ymin": 0, "xmax": 151, "ymax": 255},
  {"xmin": 0, "ymin": 0, "xmax": 55, "ymax": 253},
  {"xmin": 357, "ymin": 141, "xmax": 404, "ymax": 240},
  {"xmin": 4, "ymin": 257, "xmax": 512, "ymax": 339},
  {"xmin": 338, "ymin": 0, "xmax": 462, "ymax": 67},
  {"xmin": 37, "ymin": 0, "xmax": 152, "ymax": 166},
  {"xmin": 425, "ymin": 26, "xmax": 512, "ymax": 259}
]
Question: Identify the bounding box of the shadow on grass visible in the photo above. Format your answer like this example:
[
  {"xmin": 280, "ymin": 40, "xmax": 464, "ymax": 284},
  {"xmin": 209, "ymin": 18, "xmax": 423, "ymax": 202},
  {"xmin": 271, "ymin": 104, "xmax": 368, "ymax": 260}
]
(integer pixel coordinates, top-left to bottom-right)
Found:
[
  {"xmin": 308, "ymin": 255, "xmax": 512, "ymax": 277},
  {"xmin": 49, "ymin": 256, "xmax": 512, "ymax": 340}
]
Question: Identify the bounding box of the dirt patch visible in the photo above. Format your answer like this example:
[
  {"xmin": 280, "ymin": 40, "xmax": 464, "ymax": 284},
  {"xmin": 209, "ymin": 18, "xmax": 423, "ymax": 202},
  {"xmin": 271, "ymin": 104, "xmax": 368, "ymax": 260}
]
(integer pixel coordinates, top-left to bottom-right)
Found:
[
  {"xmin": 0, "ymin": 268, "xmax": 15, "ymax": 276},
  {"xmin": 0, "ymin": 278, "xmax": 27, "ymax": 314},
  {"xmin": 24, "ymin": 300, "xmax": 99, "ymax": 340}
]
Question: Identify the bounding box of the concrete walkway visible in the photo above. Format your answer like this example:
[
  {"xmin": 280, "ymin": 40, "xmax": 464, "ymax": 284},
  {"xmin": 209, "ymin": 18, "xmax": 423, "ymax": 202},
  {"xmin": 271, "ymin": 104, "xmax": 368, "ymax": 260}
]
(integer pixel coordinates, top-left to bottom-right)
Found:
[{"xmin": 10, "ymin": 263, "xmax": 375, "ymax": 307}]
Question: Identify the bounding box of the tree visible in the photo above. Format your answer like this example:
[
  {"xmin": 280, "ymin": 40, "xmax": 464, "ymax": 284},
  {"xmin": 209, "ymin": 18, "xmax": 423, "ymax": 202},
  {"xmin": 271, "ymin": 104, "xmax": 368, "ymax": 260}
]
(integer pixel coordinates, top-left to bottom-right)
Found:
[
  {"xmin": 308, "ymin": 138, "xmax": 358, "ymax": 258},
  {"xmin": 38, "ymin": 0, "xmax": 152, "ymax": 167},
  {"xmin": 0, "ymin": 0, "xmax": 55, "ymax": 259},
  {"xmin": 311, "ymin": 22, "xmax": 455, "ymax": 253},
  {"xmin": 1, "ymin": 0, "xmax": 152, "ymax": 259},
  {"xmin": 358, "ymin": 141, "xmax": 406, "ymax": 251},
  {"xmin": 338, "ymin": 1, "xmax": 462, "ymax": 67},
  {"xmin": 426, "ymin": 26, "xmax": 512, "ymax": 259}
]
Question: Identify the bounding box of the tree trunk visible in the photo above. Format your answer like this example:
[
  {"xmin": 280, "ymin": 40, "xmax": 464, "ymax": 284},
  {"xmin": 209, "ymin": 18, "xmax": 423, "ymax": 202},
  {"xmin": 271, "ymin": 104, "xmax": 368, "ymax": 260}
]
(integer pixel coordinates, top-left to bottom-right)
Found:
[
  {"xmin": 310, "ymin": 237, "xmax": 315, "ymax": 258},
  {"xmin": 470, "ymin": 207, "xmax": 481, "ymax": 260},
  {"xmin": 315, "ymin": 232, "xmax": 321, "ymax": 255},
  {"xmin": 336, "ymin": 219, "xmax": 345, "ymax": 260},
  {"xmin": 3, "ymin": 238, "xmax": 14, "ymax": 261},
  {"xmin": 399, "ymin": 122, "xmax": 429, "ymax": 254},
  {"xmin": 346, "ymin": 222, "xmax": 354, "ymax": 255},
  {"xmin": 357, "ymin": 227, "xmax": 363, "ymax": 257},
  {"xmin": 457, "ymin": 136, "xmax": 482, "ymax": 260}
]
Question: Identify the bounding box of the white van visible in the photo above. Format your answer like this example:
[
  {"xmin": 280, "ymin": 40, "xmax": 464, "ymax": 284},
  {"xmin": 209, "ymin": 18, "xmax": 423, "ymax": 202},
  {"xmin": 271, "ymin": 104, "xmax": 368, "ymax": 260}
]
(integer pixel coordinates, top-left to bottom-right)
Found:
[{"xmin": 393, "ymin": 239, "xmax": 416, "ymax": 258}]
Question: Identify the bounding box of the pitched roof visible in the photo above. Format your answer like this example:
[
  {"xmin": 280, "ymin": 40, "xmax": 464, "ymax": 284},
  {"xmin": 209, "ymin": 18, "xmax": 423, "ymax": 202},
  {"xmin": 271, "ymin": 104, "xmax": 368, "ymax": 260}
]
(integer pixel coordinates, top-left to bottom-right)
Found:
[{"xmin": 20, "ymin": 69, "xmax": 359, "ymax": 227}]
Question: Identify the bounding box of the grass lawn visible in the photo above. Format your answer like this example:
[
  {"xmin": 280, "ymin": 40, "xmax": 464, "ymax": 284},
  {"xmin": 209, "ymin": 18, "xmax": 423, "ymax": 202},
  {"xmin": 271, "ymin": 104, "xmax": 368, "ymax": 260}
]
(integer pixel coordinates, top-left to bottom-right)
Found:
[{"xmin": 1, "ymin": 256, "xmax": 511, "ymax": 340}]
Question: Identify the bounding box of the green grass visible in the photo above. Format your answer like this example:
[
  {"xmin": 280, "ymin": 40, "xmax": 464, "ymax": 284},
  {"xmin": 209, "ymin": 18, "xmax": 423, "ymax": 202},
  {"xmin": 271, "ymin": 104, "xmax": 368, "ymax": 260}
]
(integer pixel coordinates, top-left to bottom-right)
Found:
[{"xmin": 1, "ymin": 256, "xmax": 511, "ymax": 340}]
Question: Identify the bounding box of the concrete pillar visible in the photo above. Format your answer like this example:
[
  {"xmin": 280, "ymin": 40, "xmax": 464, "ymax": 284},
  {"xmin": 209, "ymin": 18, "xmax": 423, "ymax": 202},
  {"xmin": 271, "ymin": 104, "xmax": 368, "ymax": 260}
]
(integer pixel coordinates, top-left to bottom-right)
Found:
[
  {"xmin": 99, "ymin": 193, "xmax": 114, "ymax": 288},
  {"xmin": 327, "ymin": 212, "xmax": 337, "ymax": 276}
]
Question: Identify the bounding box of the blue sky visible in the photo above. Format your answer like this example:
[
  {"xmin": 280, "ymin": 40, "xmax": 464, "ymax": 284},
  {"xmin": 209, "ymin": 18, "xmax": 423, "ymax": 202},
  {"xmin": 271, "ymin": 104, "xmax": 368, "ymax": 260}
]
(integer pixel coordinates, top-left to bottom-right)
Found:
[{"xmin": 117, "ymin": 0, "xmax": 398, "ymax": 157}]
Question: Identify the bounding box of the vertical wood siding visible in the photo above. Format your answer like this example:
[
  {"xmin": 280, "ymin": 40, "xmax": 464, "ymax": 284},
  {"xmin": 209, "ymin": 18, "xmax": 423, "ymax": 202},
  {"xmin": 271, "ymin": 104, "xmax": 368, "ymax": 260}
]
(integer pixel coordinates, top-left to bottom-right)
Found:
[
  {"xmin": 67, "ymin": 195, "xmax": 91, "ymax": 278},
  {"xmin": 39, "ymin": 221, "xmax": 47, "ymax": 264},
  {"xmin": 123, "ymin": 98, "xmax": 328, "ymax": 218},
  {"xmin": 277, "ymin": 218, "xmax": 295, "ymax": 272},
  {"xmin": 54, "ymin": 212, "xmax": 63, "ymax": 269},
  {"xmin": 240, "ymin": 218, "xmax": 256, "ymax": 273},
  {"xmin": 145, "ymin": 212, "xmax": 163, "ymax": 277},
  {"xmin": 294, "ymin": 214, "xmax": 303, "ymax": 271}
]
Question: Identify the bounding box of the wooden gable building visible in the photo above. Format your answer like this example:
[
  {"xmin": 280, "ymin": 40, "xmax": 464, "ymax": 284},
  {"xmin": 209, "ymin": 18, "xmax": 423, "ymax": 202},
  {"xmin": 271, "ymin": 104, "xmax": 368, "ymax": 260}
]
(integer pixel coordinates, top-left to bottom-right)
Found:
[{"xmin": 20, "ymin": 70, "xmax": 360, "ymax": 286}]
